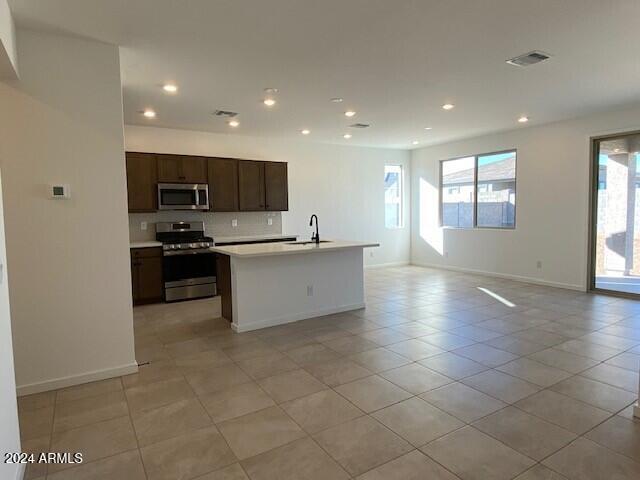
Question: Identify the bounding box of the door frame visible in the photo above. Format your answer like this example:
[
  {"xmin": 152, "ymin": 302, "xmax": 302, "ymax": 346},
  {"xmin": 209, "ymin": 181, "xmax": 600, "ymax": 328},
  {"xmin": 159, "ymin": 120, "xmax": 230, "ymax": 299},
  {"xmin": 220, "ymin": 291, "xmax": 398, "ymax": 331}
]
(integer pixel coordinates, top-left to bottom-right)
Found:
[{"xmin": 588, "ymin": 129, "xmax": 640, "ymax": 298}]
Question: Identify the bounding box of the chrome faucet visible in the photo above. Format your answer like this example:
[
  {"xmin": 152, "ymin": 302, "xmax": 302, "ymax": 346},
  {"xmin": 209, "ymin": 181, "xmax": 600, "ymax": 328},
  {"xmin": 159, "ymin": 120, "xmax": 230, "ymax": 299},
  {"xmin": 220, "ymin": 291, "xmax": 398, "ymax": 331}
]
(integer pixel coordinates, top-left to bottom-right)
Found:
[{"xmin": 309, "ymin": 214, "xmax": 319, "ymax": 244}]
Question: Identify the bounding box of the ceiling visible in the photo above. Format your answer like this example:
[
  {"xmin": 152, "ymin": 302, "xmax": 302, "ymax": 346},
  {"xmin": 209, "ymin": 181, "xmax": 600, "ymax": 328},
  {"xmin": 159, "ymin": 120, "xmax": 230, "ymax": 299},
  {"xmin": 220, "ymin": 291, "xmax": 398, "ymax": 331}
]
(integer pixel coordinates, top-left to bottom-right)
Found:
[{"xmin": 8, "ymin": 0, "xmax": 640, "ymax": 149}]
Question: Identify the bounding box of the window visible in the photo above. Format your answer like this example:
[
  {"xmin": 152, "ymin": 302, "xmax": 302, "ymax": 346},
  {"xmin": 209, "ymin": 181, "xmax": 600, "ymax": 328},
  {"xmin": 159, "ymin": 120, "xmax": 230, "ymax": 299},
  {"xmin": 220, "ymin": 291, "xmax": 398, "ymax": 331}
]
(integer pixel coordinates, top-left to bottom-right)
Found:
[
  {"xmin": 384, "ymin": 165, "xmax": 403, "ymax": 228},
  {"xmin": 441, "ymin": 156, "xmax": 475, "ymax": 228},
  {"xmin": 440, "ymin": 150, "xmax": 516, "ymax": 229}
]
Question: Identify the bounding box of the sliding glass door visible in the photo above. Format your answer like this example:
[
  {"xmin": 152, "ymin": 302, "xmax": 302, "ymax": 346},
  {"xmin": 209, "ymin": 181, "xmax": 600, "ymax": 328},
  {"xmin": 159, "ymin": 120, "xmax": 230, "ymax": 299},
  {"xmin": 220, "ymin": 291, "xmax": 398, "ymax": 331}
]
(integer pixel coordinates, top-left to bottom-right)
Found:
[{"xmin": 592, "ymin": 132, "xmax": 640, "ymax": 295}]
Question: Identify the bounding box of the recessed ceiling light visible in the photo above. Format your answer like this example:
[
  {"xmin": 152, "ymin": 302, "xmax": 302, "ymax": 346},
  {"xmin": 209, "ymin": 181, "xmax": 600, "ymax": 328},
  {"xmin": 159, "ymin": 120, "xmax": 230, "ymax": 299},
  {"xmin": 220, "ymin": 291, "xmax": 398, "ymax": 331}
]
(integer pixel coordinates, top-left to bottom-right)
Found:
[
  {"xmin": 142, "ymin": 109, "xmax": 156, "ymax": 118},
  {"xmin": 424, "ymin": 127, "xmax": 433, "ymax": 130},
  {"xmin": 442, "ymin": 103, "xmax": 455, "ymax": 110},
  {"xmin": 412, "ymin": 141, "xmax": 419, "ymax": 145},
  {"xmin": 228, "ymin": 119, "xmax": 240, "ymax": 127},
  {"xmin": 343, "ymin": 133, "xmax": 352, "ymax": 139},
  {"xmin": 344, "ymin": 110, "xmax": 356, "ymax": 117},
  {"xmin": 263, "ymin": 98, "xmax": 276, "ymax": 107},
  {"xmin": 264, "ymin": 87, "xmax": 279, "ymax": 94},
  {"xmin": 301, "ymin": 129, "xmax": 310, "ymax": 135},
  {"xmin": 330, "ymin": 97, "xmax": 344, "ymax": 103},
  {"xmin": 162, "ymin": 84, "xmax": 178, "ymax": 93},
  {"xmin": 518, "ymin": 116, "xmax": 529, "ymax": 123}
]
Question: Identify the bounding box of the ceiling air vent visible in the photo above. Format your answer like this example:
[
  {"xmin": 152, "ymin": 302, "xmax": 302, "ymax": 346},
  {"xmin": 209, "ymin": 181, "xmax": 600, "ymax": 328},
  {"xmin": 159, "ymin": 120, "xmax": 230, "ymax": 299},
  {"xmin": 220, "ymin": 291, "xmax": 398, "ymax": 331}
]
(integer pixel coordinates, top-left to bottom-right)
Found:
[
  {"xmin": 506, "ymin": 51, "xmax": 551, "ymax": 67},
  {"xmin": 213, "ymin": 110, "xmax": 238, "ymax": 118},
  {"xmin": 349, "ymin": 123, "xmax": 371, "ymax": 129}
]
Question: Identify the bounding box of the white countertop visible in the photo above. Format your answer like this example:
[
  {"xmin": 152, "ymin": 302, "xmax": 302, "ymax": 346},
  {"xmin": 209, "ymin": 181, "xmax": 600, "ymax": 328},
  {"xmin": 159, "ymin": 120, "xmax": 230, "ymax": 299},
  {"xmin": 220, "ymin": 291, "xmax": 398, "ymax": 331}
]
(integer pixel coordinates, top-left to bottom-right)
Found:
[
  {"xmin": 210, "ymin": 240, "xmax": 379, "ymax": 258},
  {"xmin": 213, "ymin": 233, "xmax": 298, "ymax": 244},
  {"xmin": 130, "ymin": 241, "xmax": 162, "ymax": 248}
]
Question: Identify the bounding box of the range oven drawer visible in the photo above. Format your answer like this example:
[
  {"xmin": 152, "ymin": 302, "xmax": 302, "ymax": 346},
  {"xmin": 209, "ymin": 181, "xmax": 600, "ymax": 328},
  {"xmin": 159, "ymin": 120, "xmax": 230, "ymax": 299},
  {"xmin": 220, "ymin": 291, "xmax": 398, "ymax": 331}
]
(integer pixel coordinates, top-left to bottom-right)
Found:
[{"xmin": 165, "ymin": 283, "xmax": 217, "ymax": 302}]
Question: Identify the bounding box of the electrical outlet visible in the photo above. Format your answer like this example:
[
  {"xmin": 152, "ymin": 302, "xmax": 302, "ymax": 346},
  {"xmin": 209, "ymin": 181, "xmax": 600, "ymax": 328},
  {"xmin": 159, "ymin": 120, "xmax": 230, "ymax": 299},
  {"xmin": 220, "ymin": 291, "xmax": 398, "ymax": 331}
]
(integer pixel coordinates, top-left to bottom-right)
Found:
[
  {"xmin": 267, "ymin": 218, "xmax": 273, "ymax": 226},
  {"xmin": 536, "ymin": 260, "xmax": 542, "ymax": 269},
  {"xmin": 444, "ymin": 251, "xmax": 449, "ymax": 258},
  {"xmin": 140, "ymin": 221, "xmax": 147, "ymax": 231},
  {"xmin": 307, "ymin": 285, "xmax": 313, "ymax": 296},
  {"xmin": 369, "ymin": 251, "xmax": 374, "ymax": 258},
  {"xmin": 231, "ymin": 219, "xmax": 238, "ymax": 227}
]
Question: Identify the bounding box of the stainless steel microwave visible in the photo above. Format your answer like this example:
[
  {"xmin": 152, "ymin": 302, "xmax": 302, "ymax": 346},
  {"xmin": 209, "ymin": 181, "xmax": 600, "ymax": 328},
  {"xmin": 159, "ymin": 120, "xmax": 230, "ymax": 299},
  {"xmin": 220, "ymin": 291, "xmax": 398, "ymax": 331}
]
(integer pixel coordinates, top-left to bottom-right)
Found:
[{"xmin": 157, "ymin": 183, "xmax": 209, "ymax": 210}]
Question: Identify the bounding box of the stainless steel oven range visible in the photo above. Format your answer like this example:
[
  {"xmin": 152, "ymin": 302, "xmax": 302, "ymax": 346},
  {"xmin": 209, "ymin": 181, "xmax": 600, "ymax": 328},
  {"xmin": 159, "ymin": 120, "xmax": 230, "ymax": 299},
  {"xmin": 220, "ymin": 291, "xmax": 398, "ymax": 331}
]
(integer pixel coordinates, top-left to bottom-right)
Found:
[{"xmin": 156, "ymin": 221, "xmax": 216, "ymax": 302}]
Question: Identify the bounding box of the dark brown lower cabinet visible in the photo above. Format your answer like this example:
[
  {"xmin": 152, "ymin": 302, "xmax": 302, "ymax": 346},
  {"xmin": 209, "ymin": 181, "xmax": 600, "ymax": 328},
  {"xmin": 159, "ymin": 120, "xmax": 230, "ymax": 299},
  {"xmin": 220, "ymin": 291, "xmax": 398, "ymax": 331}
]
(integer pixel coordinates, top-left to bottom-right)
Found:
[
  {"xmin": 131, "ymin": 248, "xmax": 163, "ymax": 305},
  {"xmin": 216, "ymin": 254, "xmax": 233, "ymax": 322}
]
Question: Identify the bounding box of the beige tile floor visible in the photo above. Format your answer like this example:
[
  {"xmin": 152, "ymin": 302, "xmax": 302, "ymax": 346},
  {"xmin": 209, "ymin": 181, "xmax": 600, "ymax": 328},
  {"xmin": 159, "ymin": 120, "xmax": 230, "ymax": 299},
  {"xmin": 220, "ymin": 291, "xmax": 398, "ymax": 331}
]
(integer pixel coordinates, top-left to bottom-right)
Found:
[{"xmin": 17, "ymin": 265, "xmax": 640, "ymax": 479}]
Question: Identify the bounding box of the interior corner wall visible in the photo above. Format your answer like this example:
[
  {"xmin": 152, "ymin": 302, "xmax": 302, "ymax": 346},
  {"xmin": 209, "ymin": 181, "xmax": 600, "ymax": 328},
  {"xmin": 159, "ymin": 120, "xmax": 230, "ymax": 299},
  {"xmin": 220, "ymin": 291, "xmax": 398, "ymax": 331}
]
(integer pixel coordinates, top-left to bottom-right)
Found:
[
  {"xmin": 125, "ymin": 126, "xmax": 411, "ymax": 267},
  {"xmin": 410, "ymin": 104, "xmax": 640, "ymax": 290},
  {"xmin": 0, "ymin": 0, "xmax": 18, "ymax": 78},
  {"xmin": 0, "ymin": 29, "xmax": 137, "ymax": 395},
  {"xmin": 0, "ymin": 167, "xmax": 22, "ymax": 480}
]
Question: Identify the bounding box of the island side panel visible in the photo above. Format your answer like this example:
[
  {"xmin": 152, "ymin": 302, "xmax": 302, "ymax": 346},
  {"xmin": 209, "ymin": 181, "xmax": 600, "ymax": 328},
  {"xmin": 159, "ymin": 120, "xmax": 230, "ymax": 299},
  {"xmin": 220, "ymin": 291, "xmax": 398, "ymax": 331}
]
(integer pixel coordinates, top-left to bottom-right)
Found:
[{"xmin": 230, "ymin": 248, "xmax": 365, "ymax": 332}]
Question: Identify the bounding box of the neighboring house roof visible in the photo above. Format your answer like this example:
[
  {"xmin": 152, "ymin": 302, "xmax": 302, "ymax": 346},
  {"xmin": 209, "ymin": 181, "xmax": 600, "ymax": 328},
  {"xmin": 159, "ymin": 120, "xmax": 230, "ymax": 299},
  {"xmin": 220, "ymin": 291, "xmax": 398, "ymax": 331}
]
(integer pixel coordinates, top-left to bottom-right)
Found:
[{"xmin": 443, "ymin": 156, "xmax": 515, "ymax": 184}]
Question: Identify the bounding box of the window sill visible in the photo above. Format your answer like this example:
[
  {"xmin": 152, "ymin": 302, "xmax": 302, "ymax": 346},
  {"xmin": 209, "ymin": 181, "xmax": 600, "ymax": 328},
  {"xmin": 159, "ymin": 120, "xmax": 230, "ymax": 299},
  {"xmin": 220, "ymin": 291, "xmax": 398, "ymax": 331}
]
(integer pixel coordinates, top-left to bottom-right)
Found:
[{"xmin": 440, "ymin": 226, "xmax": 516, "ymax": 231}]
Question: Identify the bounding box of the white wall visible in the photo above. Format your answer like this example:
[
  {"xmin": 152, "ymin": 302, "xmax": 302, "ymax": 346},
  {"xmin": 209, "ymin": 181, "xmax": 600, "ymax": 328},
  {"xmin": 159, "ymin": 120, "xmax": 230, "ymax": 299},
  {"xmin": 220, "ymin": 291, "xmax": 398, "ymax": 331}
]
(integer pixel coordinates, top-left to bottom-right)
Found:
[
  {"xmin": 0, "ymin": 0, "xmax": 18, "ymax": 78},
  {"xmin": 411, "ymin": 104, "xmax": 640, "ymax": 290},
  {"xmin": 125, "ymin": 126, "xmax": 411, "ymax": 267},
  {"xmin": 0, "ymin": 29, "xmax": 137, "ymax": 395},
  {"xmin": 0, "ymin": 168, "xmax": 22, "ymax": 480}
]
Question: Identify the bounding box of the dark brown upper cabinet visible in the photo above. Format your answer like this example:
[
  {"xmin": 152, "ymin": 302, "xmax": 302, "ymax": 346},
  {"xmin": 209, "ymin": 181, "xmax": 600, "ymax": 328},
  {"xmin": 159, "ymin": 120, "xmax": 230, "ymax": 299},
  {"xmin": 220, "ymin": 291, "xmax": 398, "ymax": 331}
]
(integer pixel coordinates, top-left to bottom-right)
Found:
[
  {"xmin": 157, "ymin": 154, "xmax": 208, "ymax": 183},
  {"xmin": 265, "ymin": 161, "xmax": 288, "ymax": 211},
  {"xmin": 208, "ymin": 158, "xmax": 239, "ymax": 212},
  {"xmin": 126, "ymin": 152, "xmax": 158, "ymax": 212},
  {"xmin": 238, "ymin": 160, "xmax": 266, "ymax": 211},
  {"xmin": 125, "ymin": 152, "xmax": 287, "ymax": 212}
]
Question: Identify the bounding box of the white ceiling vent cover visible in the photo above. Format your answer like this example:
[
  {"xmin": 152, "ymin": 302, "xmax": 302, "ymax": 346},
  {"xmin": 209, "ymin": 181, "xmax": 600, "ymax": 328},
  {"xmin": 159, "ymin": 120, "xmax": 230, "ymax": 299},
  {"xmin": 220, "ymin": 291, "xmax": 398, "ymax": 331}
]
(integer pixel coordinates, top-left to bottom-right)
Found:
[
  {"xmin": 506, "ymin": 51, "xmax": 551, "ymax": 67},
  {"xmin": 349, "ymin": 123, "xmax": 371, "ymax": 128}
]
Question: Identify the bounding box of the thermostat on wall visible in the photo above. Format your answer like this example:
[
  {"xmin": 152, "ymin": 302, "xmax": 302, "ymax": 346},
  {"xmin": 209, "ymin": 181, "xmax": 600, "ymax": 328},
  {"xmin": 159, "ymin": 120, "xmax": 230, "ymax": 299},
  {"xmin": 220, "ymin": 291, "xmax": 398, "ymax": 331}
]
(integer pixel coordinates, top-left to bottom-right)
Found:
[{"xmin": 50, "ymin": 184, "xmax": 71, "ymax": 199}]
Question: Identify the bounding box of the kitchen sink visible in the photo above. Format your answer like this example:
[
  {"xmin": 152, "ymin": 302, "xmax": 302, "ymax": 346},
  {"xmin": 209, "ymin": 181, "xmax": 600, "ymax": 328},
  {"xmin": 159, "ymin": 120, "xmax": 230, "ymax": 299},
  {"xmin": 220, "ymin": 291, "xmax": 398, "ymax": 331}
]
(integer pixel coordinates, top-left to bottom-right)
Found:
[{"xmin": 286, "ymin": 240, "xmax": 332, "ymax": 245}]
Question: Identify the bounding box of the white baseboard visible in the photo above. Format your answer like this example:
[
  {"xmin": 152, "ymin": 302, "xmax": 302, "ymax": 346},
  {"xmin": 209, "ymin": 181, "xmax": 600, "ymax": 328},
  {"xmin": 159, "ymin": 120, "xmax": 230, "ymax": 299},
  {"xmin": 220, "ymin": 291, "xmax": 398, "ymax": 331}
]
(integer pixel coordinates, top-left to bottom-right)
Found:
[
  {"xmin": 16, "ymin": 362, "xmax": 139, "ymax": 396},
  {"xmin": 365, "ymin": 261, "xmax": 410, "ymax": 270},
  {"xmin": 231, "ymin": 302, "xmax": 366, "ymax": 333},
  {"xmin": 411, "ymin": 261, "xmax": 586, "ymax": 292}
]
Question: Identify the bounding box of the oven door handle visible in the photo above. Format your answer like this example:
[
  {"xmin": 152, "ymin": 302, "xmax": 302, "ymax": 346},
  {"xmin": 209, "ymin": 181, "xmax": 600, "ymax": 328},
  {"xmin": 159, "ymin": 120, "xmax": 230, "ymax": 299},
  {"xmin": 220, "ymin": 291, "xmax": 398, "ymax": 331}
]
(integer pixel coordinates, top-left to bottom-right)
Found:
[{"xmin": 163, "ymin": 248, "xmax": 213, "ymax": 256}]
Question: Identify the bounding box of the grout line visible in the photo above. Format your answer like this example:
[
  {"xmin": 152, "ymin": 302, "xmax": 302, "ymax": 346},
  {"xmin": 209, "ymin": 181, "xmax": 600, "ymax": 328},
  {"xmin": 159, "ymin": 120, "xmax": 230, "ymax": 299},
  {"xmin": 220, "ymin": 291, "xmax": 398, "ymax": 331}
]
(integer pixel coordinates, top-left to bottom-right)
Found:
[{"xmin": 42, "ymin": 276, "xmax": 632, "ymax": 478}]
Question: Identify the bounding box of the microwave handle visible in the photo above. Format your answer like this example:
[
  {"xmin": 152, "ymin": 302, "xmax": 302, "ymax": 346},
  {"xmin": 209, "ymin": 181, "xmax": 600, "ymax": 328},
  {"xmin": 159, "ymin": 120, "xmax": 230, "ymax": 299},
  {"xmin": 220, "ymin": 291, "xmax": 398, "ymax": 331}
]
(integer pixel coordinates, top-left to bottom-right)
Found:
[{"xmin": 198, "ymin": 187, "xmax": 209, "ymax": 207}]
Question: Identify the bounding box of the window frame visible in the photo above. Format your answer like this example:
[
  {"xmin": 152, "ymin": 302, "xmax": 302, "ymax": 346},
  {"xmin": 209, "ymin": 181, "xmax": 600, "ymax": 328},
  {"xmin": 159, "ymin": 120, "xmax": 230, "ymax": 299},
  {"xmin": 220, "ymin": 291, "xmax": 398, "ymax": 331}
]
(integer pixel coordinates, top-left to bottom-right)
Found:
[
  {"xmin": 384, "ymin": 164, "xmax": 404, "ymax": 229},
  {"xmin": 439, "ymin": 149, "xmax": 517, "ymax": 230}
]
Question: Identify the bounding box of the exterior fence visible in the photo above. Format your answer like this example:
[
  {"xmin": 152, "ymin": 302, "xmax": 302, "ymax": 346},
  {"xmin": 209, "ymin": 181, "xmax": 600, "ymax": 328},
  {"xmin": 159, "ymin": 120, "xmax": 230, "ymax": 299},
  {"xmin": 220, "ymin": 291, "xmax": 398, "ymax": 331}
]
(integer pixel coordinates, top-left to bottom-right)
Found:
[{"xmin": 443, "ymin": 201, "xmax": 515, "ymax": 228}]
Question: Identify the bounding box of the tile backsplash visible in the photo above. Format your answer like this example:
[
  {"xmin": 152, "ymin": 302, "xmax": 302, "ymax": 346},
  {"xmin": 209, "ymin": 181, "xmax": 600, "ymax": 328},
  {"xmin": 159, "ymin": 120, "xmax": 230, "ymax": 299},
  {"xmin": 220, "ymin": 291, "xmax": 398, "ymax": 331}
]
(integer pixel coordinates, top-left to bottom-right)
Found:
[{"xmin": 129, "ymin": 211, "xmax": 282, "ymax": 242}]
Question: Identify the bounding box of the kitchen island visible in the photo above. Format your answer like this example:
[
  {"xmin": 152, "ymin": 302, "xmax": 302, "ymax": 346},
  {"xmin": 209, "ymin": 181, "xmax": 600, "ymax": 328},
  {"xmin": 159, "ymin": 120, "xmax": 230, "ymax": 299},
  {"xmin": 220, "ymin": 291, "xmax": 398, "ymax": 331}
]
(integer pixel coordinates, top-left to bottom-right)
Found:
[{"xmin": 210, "ymin": 240, "xmax": 378, "ymax": 332}]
